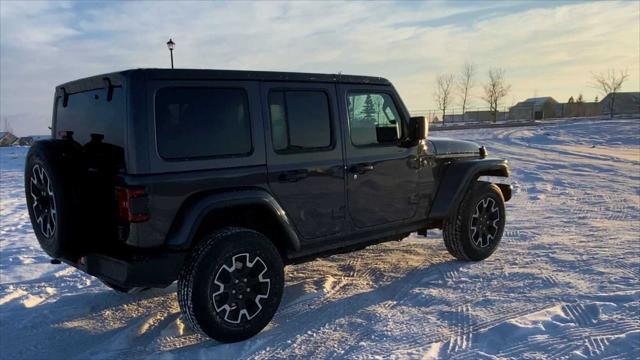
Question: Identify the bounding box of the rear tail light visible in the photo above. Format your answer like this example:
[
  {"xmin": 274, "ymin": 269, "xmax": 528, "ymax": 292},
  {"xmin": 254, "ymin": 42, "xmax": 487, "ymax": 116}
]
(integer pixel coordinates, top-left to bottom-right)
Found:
[{"xmin": 116, "ymin": 186, "xmax": 149, "ymax": 222}]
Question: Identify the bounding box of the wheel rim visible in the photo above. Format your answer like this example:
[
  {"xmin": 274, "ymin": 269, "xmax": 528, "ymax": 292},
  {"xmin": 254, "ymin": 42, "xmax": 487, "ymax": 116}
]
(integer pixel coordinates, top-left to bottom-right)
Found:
[
  {"xmin": 212, "ymin": 253, "xmax": 270, "ymax": 324},
  {"xmin": 30, "ymin": 164, "xmax": 57, "ymax": 239},
  {"xmin": 469, "ymin": 197, "xmax": 500, "ymax": 248}
]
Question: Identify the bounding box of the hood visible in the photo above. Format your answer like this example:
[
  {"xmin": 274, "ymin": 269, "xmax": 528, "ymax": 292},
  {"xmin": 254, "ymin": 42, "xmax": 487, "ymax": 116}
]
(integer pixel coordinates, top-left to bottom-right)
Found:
[{"xmin": 427, "ymin": 137, "xmax": 481, "ymax": 157}]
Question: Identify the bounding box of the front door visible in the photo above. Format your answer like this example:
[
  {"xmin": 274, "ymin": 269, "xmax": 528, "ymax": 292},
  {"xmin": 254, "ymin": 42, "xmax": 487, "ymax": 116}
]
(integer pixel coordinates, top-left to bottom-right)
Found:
[
  {"xmin": 339, "ymin": 85, "xmax": 420, "ymax": 229},
  {"xmin": 262, "ymin": 82, "xmax": 346, "ymax": 241}
]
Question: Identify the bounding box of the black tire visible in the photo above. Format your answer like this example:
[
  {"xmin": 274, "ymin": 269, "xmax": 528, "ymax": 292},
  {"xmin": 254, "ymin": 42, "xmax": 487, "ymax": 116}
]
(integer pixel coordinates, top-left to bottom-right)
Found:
[
  {"xmin": 24, "ymin": 140, "xmax": 85, "ymax": 260},
  {"xmin": 177, "ymin": 227, "xmax": 284, "ymax": 343},
  {"xmin": 443, "ymin": 182, "xmax": 505, "ymax": 261}
]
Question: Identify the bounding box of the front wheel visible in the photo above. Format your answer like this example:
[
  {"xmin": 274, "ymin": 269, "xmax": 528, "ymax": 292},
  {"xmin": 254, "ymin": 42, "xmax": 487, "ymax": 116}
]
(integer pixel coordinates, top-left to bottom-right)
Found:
[
  {"xmin": 177, "ymin": 227, "xmax": 284, "ymax": 343},
  {"xmin": 443, "ymin": 182, "xmax": 506, "ymax": 261}
]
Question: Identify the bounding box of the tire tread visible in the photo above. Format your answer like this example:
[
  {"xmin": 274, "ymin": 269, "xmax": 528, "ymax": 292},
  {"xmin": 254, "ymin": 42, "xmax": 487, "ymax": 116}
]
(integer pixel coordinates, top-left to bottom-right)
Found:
[{"xmin": 177, "ymin": 227, "xmax": 247, "ymax": 336}]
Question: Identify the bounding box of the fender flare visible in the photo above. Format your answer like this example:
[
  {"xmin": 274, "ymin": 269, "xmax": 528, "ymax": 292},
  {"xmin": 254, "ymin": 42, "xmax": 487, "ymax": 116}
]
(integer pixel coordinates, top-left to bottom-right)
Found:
[
  {"xmin": 428, "ymin": 158, "xmax": 510, "ymax": 219},
  {"xmin": 165, "ymin": 190, "xmax": 301, "ymax": 251}
]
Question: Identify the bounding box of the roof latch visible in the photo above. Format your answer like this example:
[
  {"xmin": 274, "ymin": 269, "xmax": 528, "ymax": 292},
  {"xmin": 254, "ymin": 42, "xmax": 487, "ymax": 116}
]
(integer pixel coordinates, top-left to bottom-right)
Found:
[
  {"xmin": 103, "ymin": 77, "xmax": 114, "ymax": 102},
  {"xmin": 60, "ymin": 87, "xmax": 69, "ymax": 107}
]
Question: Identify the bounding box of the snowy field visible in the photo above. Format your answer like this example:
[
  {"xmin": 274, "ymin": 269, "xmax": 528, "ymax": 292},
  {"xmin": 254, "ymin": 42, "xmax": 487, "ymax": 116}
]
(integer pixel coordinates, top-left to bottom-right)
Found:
[{"xmin": 1, "ymin": 118, "xmax": 639, "ymax": 359}]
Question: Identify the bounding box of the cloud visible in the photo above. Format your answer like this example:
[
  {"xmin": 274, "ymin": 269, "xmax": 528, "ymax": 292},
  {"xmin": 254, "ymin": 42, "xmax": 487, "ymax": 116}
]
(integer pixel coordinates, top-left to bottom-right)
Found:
[{"xmin": 0, "ymin": 0, "xmax": 638, "ymax": 135}]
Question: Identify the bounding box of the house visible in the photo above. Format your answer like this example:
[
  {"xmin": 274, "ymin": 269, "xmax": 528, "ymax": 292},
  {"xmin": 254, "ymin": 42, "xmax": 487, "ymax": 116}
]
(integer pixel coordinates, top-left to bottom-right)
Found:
[
  {"xmin": 0, "ymin": 133, "xmax": 51, "ymax": 147},
  {"xmin": 509, "ymin": 97, "xmax": 560, "ymax": 120},
  {"xmin": 0, "ymin": 132, "xmax": 18, "ymax": 146},
  {"xmin": 600, "ymin": 92, "xmax": 640, "ymax": 116}
]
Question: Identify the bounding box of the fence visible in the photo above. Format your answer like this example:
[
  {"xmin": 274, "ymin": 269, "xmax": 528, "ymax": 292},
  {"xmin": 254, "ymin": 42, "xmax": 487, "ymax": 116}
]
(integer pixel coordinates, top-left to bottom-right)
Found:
[{"xmin": 410, "ymin": 106, "xmax": 512, "ymax": 127}]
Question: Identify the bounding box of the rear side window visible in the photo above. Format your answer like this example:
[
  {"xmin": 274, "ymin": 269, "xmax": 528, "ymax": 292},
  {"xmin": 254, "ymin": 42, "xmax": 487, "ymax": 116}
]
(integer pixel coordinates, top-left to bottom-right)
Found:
[
  {"xmin": 269, "ymin": 90, "xmax": 332, "ymax": 152},
  {"xmin": 155, "ymin": 87, "xmax": 251, "ymax": 159}
]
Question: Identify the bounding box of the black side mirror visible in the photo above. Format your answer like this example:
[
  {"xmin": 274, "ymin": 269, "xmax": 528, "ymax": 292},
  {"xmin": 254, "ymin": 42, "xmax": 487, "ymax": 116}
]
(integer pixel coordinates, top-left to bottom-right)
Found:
[{"xmin": 409, "ymin": 116, "xmax": 428, "ymax": 141}]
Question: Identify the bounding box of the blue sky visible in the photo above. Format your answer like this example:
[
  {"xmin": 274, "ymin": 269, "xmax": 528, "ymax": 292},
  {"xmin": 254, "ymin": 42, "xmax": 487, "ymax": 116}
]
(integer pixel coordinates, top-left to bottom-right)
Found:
[{"xmin": 1, "ymin": 0, "xmax": 638, "ymax": 135}]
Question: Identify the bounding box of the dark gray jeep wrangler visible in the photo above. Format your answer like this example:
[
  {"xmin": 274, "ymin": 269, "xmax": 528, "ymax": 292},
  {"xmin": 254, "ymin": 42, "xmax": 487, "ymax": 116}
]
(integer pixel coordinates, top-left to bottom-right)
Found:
[{"xmin": 25, "ymin": 69, "xmax": 511, "ymax": 342}]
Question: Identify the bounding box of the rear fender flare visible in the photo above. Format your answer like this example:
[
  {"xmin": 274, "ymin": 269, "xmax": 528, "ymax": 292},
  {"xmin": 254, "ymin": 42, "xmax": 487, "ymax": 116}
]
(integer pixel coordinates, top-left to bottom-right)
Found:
[{"xmin": 165, "ymin": 190, "xmax": 301, "ymax": 251}]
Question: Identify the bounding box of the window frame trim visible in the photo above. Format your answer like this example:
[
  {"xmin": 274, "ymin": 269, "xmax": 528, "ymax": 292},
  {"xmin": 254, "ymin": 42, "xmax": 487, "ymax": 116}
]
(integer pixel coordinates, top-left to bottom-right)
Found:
[
  {"xmin": 153, "ymin": 86, "xmax": 254, "ymax": 161},
  {"xmin": 346, "ymin": 90, "xmax": 406, "ymax": 148},
  {"xmin": 268, "ymin": 88, "xmax": 336, "ymax": 155}
]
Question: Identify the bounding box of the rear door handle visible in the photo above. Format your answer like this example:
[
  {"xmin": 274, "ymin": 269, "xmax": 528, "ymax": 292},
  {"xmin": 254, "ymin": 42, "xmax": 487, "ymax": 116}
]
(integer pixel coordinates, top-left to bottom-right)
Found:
[
  {"xmin": 349, "ymin": 163, "xmax": 374, "ymax": 174},
  {"xmin": 278, "ymin": 169, "xmax": 308, "ymax": 182}
]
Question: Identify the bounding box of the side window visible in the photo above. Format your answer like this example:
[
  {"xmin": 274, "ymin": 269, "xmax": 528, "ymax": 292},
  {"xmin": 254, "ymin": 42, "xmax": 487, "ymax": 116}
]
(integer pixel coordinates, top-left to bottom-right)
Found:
[
  {"xmin": 269, "ymin": 90, "xmax": 332, "ymax": 152},
  {"xmin": 347, "ymin": 92, "xmax": 402, "ymax": 146},
  {"xmin": 155, "ymin": 87, "xmax": 251, "ymax": 159}
]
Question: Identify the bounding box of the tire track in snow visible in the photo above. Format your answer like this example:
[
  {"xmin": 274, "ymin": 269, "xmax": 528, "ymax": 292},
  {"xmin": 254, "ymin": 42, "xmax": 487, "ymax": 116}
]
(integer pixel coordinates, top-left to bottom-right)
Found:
[
  {"xmin": 562, "ymin": 303, "xmax": 598, "ymax": 327},
  {"xmin": 445, "ymin": 304, "xmax": 473, "ymax": 354}
]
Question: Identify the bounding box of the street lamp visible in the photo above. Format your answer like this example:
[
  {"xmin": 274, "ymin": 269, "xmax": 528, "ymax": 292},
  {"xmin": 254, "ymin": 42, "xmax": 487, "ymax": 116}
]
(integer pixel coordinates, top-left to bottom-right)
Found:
[{"xmin": 166, "ymin": 38, "xmax": 175, "ymax": 69}]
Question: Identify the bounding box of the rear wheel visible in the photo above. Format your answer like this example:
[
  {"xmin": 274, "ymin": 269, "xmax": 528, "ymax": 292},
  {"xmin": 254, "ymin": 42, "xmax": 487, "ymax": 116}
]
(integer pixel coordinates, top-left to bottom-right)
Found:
[
  {"xmin": 177, "ymin": 227, "xmax": 284, "ymax": 342},
  {"xmin": 443, "ymin": 182, "xmax": 505, "ymax": 261}
]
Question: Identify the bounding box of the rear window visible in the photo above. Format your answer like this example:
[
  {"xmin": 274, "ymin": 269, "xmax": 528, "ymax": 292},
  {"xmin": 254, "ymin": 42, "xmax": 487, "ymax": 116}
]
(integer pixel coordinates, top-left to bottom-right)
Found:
[
  {"xmin": 155, "ymin": 87, "xmax": 252, "ymax": 159},
  {"xmin": 55, "ymin": 88, "xmax": 125, "ymax": 147}
]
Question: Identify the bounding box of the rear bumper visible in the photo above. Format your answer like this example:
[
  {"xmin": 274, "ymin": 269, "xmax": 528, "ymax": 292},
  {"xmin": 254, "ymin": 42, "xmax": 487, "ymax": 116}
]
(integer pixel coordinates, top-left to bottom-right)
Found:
[{"xmin": 61, "ymin": 251, "xmax": 187, "ymax": 288}]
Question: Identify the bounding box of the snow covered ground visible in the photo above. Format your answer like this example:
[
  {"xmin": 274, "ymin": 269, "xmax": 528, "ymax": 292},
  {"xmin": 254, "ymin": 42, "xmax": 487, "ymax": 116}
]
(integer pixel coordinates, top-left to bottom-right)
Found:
[{"xmin": 1, "ymin": 118, "xmax": 639, "ymax": 359}]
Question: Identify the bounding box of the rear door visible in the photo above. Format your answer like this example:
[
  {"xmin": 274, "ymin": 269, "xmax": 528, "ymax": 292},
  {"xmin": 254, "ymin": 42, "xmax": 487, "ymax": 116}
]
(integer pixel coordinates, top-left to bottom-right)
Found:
[
  {"xmin": 338, "ymin": 84, "xmax": 421, "ymax": 229},
  {"xmin": 261, "ymin": 82, "xmax": 346, "ymax": 242}
]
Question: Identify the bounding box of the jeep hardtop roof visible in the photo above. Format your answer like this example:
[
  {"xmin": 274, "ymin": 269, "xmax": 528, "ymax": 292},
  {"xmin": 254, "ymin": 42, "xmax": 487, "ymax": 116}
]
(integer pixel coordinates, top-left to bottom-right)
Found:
[{"xmin": 56, "ymin": 68, "xmax": 391, "ymax": 94}]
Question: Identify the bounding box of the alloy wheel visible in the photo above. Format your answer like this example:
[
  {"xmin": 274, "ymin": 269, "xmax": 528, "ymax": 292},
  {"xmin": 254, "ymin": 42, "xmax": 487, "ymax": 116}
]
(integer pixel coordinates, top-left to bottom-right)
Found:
[
  {"xmin": 30, "ymin": 164, "xmax": 57, "ymax": 238},
  {"xmin": 212, "ymin": 253, "xmax": 270, "ymax": 324},
  {"xmin": 469, "ymin": 197, "xmax": 500, "ymax": 248}
]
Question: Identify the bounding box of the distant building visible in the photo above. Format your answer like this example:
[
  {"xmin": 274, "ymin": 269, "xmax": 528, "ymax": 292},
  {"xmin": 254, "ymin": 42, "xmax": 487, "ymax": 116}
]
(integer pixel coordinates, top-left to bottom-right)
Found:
[
  {"xmin": 509, "ymin": 97, "xmax": 560, "ymax": 120},
  {"xmin": 442, "ymin": 114, "xmax": 465, "ymax": 123},
  {"xmin": 0, "ymin": 133, "xmax": 51, "ymax": 147},
  {"xmin": 600, "ymin": 92, "xmax": 640, "ymax": 116},
  {"xmin": 464, "ymin": 110, "xmax": 508, "ymax": 122},
  {"xmin": 558, "ymin": 101, "xmax": 601, "ymax": 118},
  {"xmin": 0, "ymin": 132, "xmax": 18, "ymax": 146}
]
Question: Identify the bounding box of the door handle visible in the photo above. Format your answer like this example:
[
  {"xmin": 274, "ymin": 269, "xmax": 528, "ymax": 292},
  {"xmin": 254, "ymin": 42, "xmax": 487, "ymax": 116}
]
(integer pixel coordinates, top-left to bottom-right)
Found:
[
  {"xmin": 278, "ymin": 169, "xmax": 308, "ymax": 182},
  {"xmin": 349, "ymin": 163, "xmax": 374, "ymax": 174}
]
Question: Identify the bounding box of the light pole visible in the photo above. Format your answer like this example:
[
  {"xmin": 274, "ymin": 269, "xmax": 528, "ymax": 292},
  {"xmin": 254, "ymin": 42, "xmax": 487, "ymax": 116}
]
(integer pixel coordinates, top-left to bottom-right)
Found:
[{"xmin": 166, "ymin": 38, "xmax": 175, "ymax": 69}]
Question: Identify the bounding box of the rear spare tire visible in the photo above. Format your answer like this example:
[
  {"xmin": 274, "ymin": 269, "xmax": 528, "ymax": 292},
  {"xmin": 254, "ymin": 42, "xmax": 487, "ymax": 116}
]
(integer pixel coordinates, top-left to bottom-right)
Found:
[{"xmin": 24, "ymin": 140, "xmax": 84, "ymax": 260}]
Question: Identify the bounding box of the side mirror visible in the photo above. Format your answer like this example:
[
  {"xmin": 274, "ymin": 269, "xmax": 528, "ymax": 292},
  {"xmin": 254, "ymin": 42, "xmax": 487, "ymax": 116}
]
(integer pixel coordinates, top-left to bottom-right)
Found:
[{"xmin": 409, "ymin": 116, "xmax": 428, "ymax": 141}]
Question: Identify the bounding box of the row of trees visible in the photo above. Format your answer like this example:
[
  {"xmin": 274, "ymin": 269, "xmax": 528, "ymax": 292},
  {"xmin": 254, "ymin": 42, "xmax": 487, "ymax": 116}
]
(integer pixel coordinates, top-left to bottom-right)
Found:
[
  {"xmin": 433, "ymin": 63, "xmax": 510, "ymax": 124},
  {"xmin": 433, "ymin": 65, "xmax": 630, "ymax": 124},
  {"xmin": 566, "ymin": 95, "xmax": 591, "ymax": 103}
]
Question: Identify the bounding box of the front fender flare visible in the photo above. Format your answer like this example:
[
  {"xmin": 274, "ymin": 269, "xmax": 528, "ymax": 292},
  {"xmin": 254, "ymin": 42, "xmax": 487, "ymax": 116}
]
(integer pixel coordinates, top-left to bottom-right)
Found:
[
  {"xmin": 428, "ymin": 158, "xmax": 510, "ymax": 219},
  {"xmin": 165, "ymin": 190, "xmax": 301, "ymax": 251}
]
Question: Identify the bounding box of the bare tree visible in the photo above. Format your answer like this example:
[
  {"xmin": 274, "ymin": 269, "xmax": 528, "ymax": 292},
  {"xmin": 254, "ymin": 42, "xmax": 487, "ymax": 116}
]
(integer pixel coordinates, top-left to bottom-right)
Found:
[
  {"xmin": 2, "ymin": 117, "xmax": 13, "ymax": 134},
  {"xmin": 591, "ymin": 69, "xmax": 629, "ymax": 117},
  {"xmin": 482, "ymin": 68, "xmax": 511, "ymax": 123},
  {"xmin": 433, "ymin": 73, "xmax": 455, "ymax": 126},
  {"xmin": 457, "ymin": 62, "xmax": 475, "ymax": 119}
]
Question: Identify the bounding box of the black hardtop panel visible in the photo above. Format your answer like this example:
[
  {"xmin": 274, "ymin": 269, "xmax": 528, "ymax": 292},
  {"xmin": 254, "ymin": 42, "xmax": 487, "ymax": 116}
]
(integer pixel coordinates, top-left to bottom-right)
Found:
[
  {"xmin": 57, "ymin": 72, "xmax": 127, "ymax": 95},
  {"xmin": 57, "ymin": 68, "xmax": 390, "ymax": 93}
]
